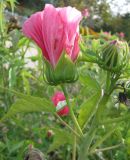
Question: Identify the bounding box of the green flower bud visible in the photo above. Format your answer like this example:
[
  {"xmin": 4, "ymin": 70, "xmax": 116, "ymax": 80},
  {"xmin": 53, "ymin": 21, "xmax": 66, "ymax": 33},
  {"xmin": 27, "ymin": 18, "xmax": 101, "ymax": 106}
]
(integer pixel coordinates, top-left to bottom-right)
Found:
[
  {"xmin": 43, "ymin": 53, "xmax": 78, "ymax": 85},
  {"xmin": 99, "ymin": 40, "xmax": 129, "ymax": 72}
]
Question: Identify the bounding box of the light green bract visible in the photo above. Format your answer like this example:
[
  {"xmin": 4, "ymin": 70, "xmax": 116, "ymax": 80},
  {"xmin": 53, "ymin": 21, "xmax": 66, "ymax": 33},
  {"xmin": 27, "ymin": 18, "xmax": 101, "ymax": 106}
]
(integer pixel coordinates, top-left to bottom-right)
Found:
[{"xmin": 43, "ymin": 52, "xmax": 78, "ymax": 85}]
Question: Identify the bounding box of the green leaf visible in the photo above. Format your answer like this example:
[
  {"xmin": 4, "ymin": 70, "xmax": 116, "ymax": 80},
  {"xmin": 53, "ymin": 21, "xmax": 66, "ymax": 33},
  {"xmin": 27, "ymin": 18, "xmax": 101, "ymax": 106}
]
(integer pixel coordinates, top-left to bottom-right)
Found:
[
  {"xmin": 21, "ymin": 72, "xmax": 31, "ymax": 95},
  {"xmin": 2, "ymin": 98, "xmax": 55, "ymax": 121},
  {"xmin": 0, "ymin": 141, "xmax": 6, "ymax": 152},
  {"xmin": 17, "ymin": 37, "xmax": 30, "ymax": 48},
  {"xmin": 16, "ymin": 95, "xmax": 55, "ymax": 114},
  {"xmin": 89, "ymin": 125, "xmax": 119, "ymax": 154},
  {"xmin": 80, "ymin": 42, "xmax": 97, "ymax": 63},
  {"xmin": 48, "ymin": 128, "xmax": 73, "ymax": 152},
  {"xmin": 9, "ymin": 67, "xmax": 17, "ymax": 88},
  {"xmin": 78, "ymin": 74, "xmax": 101, "ymax": 128},
  {"xmin": 0, "ymin": 88, "xmax": 55, "ymax": 121},
  {"xmin": 79, "ymin": 74, "xmax": 100, "ymax": 91},
  {"xmin": 91, "ymin": 39, "xmax": 101, "ymax": 53},
  {"xmin": 6, "ymin": 0, "xmax": 17, "ymax": 12},
  {"xmin": 0, "ymin": 1, "xmax": 6, "ymax": 32},
  {"xmin": 78, "ymin": 91, "xmax": 101, "ymax": 128},
  {"xmin": 9, "ymin": 141, "xmax": 25, "ymax": 155}
]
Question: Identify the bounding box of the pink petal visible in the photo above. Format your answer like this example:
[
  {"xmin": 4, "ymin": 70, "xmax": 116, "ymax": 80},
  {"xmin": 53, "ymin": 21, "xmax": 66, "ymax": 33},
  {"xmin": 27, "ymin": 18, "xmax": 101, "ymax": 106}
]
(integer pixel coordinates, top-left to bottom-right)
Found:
[
  {"xmin": 57, "ymin": 106, "xmax": 69, "ymax": 116},
  {"xmin": 22, "ymin": 4, "xmax": 82, "ymax": 67},
  {"xmin": 51, "ymin": 91, "xmax": 65, "ymax": 106},
  {"xmin": 42, "ymin": 4, "xmax": 65, "ymax": 67},
  {"xmin": 59, "ymin": 7, "xmax": 82, "ymax": 61},
  {"xmin": 22, "ymin": 11, "xmax": 50, "ymax": 62},
  {"xmin": 70, "ymin": 33, "xmax": 80, "ymax": 61}
]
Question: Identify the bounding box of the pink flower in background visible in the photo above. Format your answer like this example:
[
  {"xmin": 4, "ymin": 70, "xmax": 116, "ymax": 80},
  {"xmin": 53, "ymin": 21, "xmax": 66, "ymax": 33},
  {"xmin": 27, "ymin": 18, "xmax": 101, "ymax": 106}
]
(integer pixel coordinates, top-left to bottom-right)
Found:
[
  {"xmin": 22, "ymin": 4, "xmax": 82, "ymax": 68},
  {"xmin": 82, "ymin": 8, "xmax": 89, "ymax": 18},
  {"xmin": 103, "ymin": 31, "xmax": 111, "ymax": 36},
  {"xmin": 119, "ymin": 32, "xmax": 125, "ymax": 38},
  {"xmin": 103, "ymin": 31, "xmax": 109, "ymax": 35},
  {"xmin": 51, "ymin": 91, "xmax": 69, "ymax": 116},
  {"xmin": 102, "ymin": 31, "xmax": 112, "ymax": 39}
]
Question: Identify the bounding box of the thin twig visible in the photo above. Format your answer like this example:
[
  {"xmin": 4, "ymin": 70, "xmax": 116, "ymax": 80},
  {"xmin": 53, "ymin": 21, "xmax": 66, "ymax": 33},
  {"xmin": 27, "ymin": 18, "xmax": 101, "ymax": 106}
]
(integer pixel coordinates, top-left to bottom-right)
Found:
[
  {"xmin": 55, "ymin": 113, "xmax": 80, "ymax": 138},
  {"xmin": 90, "ymin": 143, "xmax": 123, "ymax": 154},
  {"xmin": 61, "ymin": 84, "xmax": 84, "ymax": 137},
  {"xmin": 72, "ymin": 128, "xmax": 77, "ymax": 160}
]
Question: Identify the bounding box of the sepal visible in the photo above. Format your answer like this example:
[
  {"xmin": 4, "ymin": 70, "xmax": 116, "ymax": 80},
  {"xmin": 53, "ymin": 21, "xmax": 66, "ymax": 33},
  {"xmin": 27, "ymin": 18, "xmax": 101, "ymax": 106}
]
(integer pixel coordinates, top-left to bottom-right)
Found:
[{"xmin": 43, "ymin": 52, "xmax": 78, "ymax": 85}]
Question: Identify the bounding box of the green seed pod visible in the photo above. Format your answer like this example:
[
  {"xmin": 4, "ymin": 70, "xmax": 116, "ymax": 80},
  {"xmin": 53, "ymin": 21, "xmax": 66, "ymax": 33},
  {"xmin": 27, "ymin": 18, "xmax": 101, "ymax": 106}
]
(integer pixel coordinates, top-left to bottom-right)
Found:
[
  {"xmin": 43, "ymin": 53, "xmax": 78, "ymax": 85},
  {"xmin": 100, "ymin": 40, "xmax": 129, "ymax": 72}
]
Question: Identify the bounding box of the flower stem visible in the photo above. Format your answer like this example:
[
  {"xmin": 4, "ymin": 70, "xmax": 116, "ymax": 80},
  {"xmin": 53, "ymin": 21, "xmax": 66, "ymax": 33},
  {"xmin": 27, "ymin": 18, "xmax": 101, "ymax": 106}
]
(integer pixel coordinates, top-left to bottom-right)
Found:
[
  {"xmin": 55, "ymin": 113, "xmax": 80, "ymax": 138},
  {"xmin": 106, "ymin": 71, "xmax": 111, "ymax": 93},
  {"xmin": 72, "ymin": 128, "xmax": 77, "ymax": 160},
  {"xmin": 95, "ymin": 93, "xmax": 109, "ymax": 122},
  {"xmin": 90, "ymin": 143, "xmax": 123, "ymax": 154},
  {"xmin": 89, "ymin": 124, "xmax": 118, "ymax": 154},
  {"xmin": 61, "ymin": 84, "xmax": 83, "ymax": 137},
  {"xmin": 101, "ymin": 114, "xmax": 130, "ymax": 125}
]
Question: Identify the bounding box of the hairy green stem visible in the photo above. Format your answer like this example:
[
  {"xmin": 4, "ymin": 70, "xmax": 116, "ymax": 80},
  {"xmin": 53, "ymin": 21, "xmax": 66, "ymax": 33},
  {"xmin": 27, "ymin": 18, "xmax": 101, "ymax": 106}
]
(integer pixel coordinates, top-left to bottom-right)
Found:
[
  {"xmin": 101, "ymin": 114, "xmax": 130, "ymax": 124},
  {"xmin": 61, "ymin": 84, "xmax": 84, "ymax": 160},
  {"xmin": 106, "ymin": 71, "xmax": 111, "ymax": 93},
  {"xmin": 72, "ymin": 129, "xmax": 77, "ymax": 160},
  {"xmin": 61, "ymin": 84, "xmax": 83, "ymax": 137},
  {"xmin": 89, "ymin": 124, "xmax": 119, "ymax": 154},
  {"xmin": 55, "ymin": 114, "xmax": 80, "ymax": 138},
  {"xmin": 90, "ymin": 143, "xmax": 122, "ymax": 154},
  {"xmin": 78, "ymin": 126, "xmax": 96, "ymax": 160},
  {"xmin": 95, "ymin": 93, "xmax": 109, "ymax": 122}
]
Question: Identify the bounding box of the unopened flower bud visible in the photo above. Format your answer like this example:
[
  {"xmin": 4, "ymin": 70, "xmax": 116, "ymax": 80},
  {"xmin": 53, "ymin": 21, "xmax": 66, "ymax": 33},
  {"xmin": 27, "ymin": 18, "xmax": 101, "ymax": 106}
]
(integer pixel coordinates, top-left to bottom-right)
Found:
[
  {"xmin": 51, "ymin": 91, "xmax": 69, "ymax": 116},
  {"xmin": 100, "ymin": 40, "xmax": 129, "ymax": 72}
]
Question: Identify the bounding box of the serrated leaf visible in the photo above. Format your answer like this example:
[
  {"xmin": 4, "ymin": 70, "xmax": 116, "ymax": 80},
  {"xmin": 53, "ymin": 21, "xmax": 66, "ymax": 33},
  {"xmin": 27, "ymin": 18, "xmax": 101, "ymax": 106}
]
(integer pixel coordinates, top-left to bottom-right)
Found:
[
  {"xmin": 1, "ymin": 93, "xmax": 55, "ymax": 121},
  {"xmin": 0, "ymin": 86, "xmax": 55, "ymax": 111},
  {"xmin": 78, "ymin": 74, "xmax": 101, "ymax": 128},
  {"xmin": 78, "ymin": 91, "xmax": 101, "ymax": 128},
  {"xmin": 17, "ymin": 37, "xmax": 30, "ymax": 47},
  {"xmin": 48, "ymin": 128, "xmax": 73, "ymax": 152}
]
